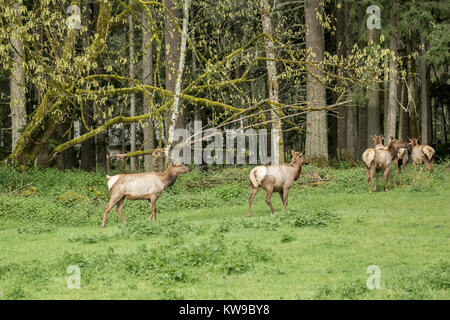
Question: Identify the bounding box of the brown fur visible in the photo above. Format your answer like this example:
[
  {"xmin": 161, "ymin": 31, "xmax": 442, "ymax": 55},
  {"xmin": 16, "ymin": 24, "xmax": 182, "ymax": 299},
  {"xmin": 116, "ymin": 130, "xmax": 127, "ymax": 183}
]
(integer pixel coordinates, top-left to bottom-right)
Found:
[
  {"xmin": 409, "ymin": 138, "xmax": 435, "ymax": 174},
  {"xmin": 248, "ymin": 150, "xmax": 309, "ymax": 216},
  {"xmin": 362, "ymin": 138, "xmax": 403, "ymax": 193},
  {"xmin": 101, "ymin": 162, "xmax": 190, "ymax": 227}
]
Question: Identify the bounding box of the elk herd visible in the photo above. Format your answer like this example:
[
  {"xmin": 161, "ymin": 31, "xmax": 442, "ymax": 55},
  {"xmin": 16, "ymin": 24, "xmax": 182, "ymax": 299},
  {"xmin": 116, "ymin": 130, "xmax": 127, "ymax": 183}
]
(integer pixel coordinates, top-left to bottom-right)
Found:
[
  {"xmin": 363, "ymin": 135, "xmax": 435, "ymax": 194},
  {"xmin": 101, "ymin": 138, "xmax": 435, "ymax": 227}
]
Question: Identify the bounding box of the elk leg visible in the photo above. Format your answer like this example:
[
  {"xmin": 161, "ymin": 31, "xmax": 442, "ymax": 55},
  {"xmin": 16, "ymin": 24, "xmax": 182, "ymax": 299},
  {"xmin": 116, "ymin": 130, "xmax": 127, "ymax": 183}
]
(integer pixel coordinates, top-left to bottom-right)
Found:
[
  {"xmin": 383, "ymin": 168, "xmax": 390, "ymax": 191},
  {"xmin": 248, "ymin": 187, "xmax": 259, "ymax": 217},
  {"xmin": 367, "ymin": 168, "xmax": 373, "ymax": 194},
  {"xmin": 148, "ymin": 196, "xmax": 158, "ymax": 222},
  {"xmin": 102, "ymin": 195, "xmax": 122, "ymax": 227},
  {"xmin": 265, "ymin": 187, "xmax": 275, "ymax": 214},
  {"xmin": 374, "ymin": 171, "xmax": 378, "ymax": 192},
  {"xmin": 423, "ymin": 157, "xmax": 433, "ymax": 174},
  {"xmin": 116, "ymin": 197, "xmax": 126, "ymax": 224},
  {"xmin": 279, "ymin": 192, "xmax": 284, "ymax": 209},
  {"xmin": 281, "ymin": 188, "xmax": 289, "ymax": 211}
]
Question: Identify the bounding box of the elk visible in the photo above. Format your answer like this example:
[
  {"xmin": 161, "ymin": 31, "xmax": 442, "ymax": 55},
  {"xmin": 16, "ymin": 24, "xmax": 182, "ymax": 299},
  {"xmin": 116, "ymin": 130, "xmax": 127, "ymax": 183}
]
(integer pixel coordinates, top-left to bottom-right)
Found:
[
  {"xmin": 362, "ymin": 138, "xmax": 404, "ymax": 193},
  {"xmin": 409, "ymin": 138, "xmax": 435, "ymax": 174},
  {"xmin": 372, "ymin": 134, "xmax": 385, "ymax": 149},
  {"xmin": 248, "ymin": 150, "xmax": 309, "ymax": 217},
  {"xmin": 393, "ymin": 138, "xmax": 410, "ymax": 174},
  {"xmin": 101, "ymin": 162, "xmax": 190, "ymax": 227},
  {"xmin": 373, "ymin": 135, "xmax": 409, "ymax": 174}
]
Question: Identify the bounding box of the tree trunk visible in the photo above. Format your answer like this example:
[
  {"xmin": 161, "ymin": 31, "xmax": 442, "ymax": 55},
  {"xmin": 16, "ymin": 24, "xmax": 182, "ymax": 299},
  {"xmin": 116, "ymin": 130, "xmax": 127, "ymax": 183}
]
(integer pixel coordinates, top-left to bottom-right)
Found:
[
  {"xmin": 346, "ymin": 90, "xmax": 357, "ymax": 160},
  {"xmin": 335, "ymin": 1, "xmax": 347, "ymax": 158},
  {"xmin": 261, "ymin": 0, "xmax": 284, "ymax": 164},
  {"xmin": 165, "ymin": 0, "xmax": 190, "ymax": 159},
  {"xmin": 164, "ymin": 0, "xmax": 184, "ymax": 138},
  {"xmin": 304, "ymin": 0, "xmax": 328, "ymax": 164},
  {"xmin": 420, "ymin": 35, "xmax": 432, "ymax": 145},
  {"xmin": 441, "ymin": 103, "xmax": 448, "ymax": 144},
  {"xmin": 406, "ymin": 40, "xmax": 419, "ymax": 139},
  {"xmin": 386, "ymin": 21, "xmax": 398, "ymax": 142},
  {"xmin": 366, "ymin": 28, "xmax": 380, "ymax": 146},
  {"xmin": 80, "ymin": 0, "xmax": 95, "ymax": 171},
  {"xmin": 95, "ymin": 60, "xmax": 107, "ymax": 171},
  {"xmin": 92, "ymin": 3, "xmax": 107, "ymax": 171},
  {"xmin": 129, "ymin": 1, "xmax": 136, "ymax": 172},
  {"xmin": 399, "ymin": 81, "xmax": 410, "ymax": 141},
  {"xmin": 10, "ymin": 2, "xmax": 27, "ymax": 150},
  {"xmin": 357, "ymin": 98, "xmax": 367, "ymax": 154},
  {"xmin": 56, "ymin": 120, "xmax": 74, "ymax": 170},
  {"xmin": 142, "ymin": 7, "xmax": 155, "ymax": 171}
]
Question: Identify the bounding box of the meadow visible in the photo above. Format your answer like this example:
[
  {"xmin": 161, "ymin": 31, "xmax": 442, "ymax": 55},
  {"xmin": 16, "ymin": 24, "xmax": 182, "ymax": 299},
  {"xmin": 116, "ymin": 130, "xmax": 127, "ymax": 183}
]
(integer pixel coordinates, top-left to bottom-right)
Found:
[{"xmin": 0, "ymin": 160, "xmax": 448, "ymax": 300}]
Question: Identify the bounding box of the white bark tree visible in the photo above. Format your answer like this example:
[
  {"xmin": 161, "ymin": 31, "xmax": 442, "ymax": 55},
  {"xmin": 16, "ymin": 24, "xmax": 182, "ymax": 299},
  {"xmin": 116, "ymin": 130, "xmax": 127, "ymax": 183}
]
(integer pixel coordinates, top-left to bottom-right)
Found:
[
  {"xmin": 165, "ymin": 0, "xmax": 190, "ymax": 159},
  {"xmin": 260, "ymin": 0, "xmax": 284, "ymax": 164}
]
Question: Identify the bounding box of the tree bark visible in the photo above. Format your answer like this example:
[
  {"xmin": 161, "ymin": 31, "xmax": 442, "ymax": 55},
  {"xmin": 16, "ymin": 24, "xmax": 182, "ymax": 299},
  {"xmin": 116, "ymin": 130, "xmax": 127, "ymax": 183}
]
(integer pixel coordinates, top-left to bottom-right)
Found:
[
  {"xmin": 366, "ymin": 28, "xmax": 380, "ymax": 146},
  {"xmin": 399, "ymin": 81, "xmax": 409, "ymax": 141},
  {"xmin": 165, "ymin": 0, "xmax": 190, "ymax": 159},
  {"xmin": 142, "ymin": 7, "xmax": 155, "ymax": 171},
  {"xmin": 357, "ymin": 98, "xmax": 367, "ymax": 154},
  {"xmin": 304, "ymin": 0, "xmax": 328, "ymax": 164},
  {"xmin": 335, "ymin": 1, "xmax": 347, "ymax": 158},
  {"xmin": 56, "ymin": 120, "xmax": 74, "ymax": 170},
  {"xmin": 420, "ymin": 35, "xmax": 432, "ymax": 145},
  {"xmin": 129, "ymin": 1, "xmax": 137, "ymax": 172},
  {"xmin": 81, "ymin": 0, "xmax": 95, "ymax": 172},
  {"xmin": 164, "ymin": 0, "xmax": 184, "ymax": 137},
  {"xmin": 346, "ymin": 90, "xmax": 357, "ymax": 160},
  {"xmin": 386, "ymin": 18, "xmax": 398, "ymax": 142},
  {"xmin": 406, "ymin": 40, "xmax": 419, "ymax": 139},
  {"xmin": 261, "ymin": 0, "xmax": 284, "ymax": 164},
  {"xmin": 10, "ymin": 2, "xmax": 27, "ymax": 150}
]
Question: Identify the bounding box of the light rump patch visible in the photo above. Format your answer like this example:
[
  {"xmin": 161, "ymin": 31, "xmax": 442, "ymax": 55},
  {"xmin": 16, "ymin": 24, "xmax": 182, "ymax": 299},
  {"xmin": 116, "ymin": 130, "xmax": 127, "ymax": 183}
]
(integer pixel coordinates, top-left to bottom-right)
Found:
[
  {"xmin": 107, "ymin": 175, "xmax": 119, "ymax": 191},
  {"xmin": 102, "ymin": 162, "xmax": 190, "ymax": 227},
  {"xmin": 248, "ymin": 150, "xmax": 309, "ymax": 216}
]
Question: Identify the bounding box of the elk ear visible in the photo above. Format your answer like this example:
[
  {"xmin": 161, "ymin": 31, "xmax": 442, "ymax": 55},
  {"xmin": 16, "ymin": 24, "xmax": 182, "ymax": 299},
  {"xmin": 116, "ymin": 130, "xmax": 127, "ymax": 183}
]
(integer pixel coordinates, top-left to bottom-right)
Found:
[{"xmin": 291, "ymin": 150, "xmax": 296, "ymax": 156}]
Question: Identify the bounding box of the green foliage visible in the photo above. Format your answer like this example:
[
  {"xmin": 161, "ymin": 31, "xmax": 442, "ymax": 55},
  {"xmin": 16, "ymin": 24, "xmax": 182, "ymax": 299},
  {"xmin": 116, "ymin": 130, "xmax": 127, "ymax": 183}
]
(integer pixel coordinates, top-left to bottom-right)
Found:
[
  {"xmin": 0, "ymin": 163, "xmax": 448, "ymax": 299},
  {"xmin": 279, "ymin": 207, "xmax": 340, "ymax": 227},
  {"xmin": 120, "ymin": 218, "xmax": 205, "ymax": 240},
  {"xmin": 57, "ymin": 191, "xmax": 88, "ymax": 203},
  {"xmin": 17, "ymin": 224, "xmax": 55, "ymax": 236}
]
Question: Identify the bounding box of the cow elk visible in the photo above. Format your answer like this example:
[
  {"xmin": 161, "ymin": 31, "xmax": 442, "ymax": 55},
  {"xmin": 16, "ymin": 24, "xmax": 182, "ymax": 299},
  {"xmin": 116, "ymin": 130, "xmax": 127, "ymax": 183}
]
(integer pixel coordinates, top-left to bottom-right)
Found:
[
  {"xmin": 372, "ymin": 134, "xmax": 385, "ymax": 150},
  {"xmin": 362, "ymin": 138, "xmax": 403, "ymax": 193},
  {"xmin": 248, "ymin": 150, "xmax": 309, "ymax": 216},
  {"xmin": 393, "ymin": 137, "xmax": 410, "ymax": 174},
  {"xmin": 409, "ymin": 138, "xmax": 435, "ymax": 174},
  {"xmin": 373, "ymin": 135, "xmax": 409, "ymax": 174},
  {"xmin": 102, "ymin": 162, "xmax": 190, "ymax": 227}
]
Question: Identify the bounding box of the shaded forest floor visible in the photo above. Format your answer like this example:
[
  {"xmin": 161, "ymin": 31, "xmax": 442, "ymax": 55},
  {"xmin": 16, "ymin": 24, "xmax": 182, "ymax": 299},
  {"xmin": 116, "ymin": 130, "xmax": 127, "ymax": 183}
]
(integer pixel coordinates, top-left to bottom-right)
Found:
[{"xmin": 0, "ymin": 160, "xmax": 449, "ymax": 299}]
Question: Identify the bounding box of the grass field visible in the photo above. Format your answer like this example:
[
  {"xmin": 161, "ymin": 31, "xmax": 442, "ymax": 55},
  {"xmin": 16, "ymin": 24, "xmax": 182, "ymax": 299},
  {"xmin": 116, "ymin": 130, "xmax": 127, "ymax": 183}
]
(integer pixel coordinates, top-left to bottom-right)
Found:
[{"xmin": 0, "ymin": 160, "xmax": 449, "ymax": 300}]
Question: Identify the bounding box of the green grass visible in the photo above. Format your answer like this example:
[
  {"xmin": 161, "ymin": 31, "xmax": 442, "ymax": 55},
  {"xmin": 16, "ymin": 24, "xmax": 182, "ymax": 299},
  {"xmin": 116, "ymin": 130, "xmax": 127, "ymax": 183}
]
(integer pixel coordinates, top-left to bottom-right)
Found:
[{"xmin": 0, "ymin": 161, "xmax": 449, "ymax": 299}]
